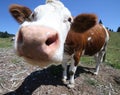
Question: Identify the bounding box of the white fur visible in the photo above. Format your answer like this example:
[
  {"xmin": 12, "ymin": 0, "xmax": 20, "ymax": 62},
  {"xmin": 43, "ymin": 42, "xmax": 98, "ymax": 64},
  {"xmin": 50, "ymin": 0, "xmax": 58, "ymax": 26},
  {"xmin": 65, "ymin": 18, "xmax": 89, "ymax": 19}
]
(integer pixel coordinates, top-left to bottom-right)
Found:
[
  {"xmin": 87, "ymin": 37, "xmax": 92, "ymax": 41},
  {"xmin": 103, "ymin": 25, "xmax": 109, "ymax": 42},
  {"xmin": 69, "ymin": 58, "xmax": 77, "ymax": 83}
]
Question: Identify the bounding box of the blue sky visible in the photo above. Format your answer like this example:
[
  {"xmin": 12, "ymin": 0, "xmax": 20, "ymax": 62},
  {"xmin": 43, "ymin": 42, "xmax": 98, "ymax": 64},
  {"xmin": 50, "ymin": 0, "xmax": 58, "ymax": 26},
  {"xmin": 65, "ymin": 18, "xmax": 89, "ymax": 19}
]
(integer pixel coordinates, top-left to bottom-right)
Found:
[{"xmin": 0, "ymin": 0, "xmax": 120, "ymax": 34}]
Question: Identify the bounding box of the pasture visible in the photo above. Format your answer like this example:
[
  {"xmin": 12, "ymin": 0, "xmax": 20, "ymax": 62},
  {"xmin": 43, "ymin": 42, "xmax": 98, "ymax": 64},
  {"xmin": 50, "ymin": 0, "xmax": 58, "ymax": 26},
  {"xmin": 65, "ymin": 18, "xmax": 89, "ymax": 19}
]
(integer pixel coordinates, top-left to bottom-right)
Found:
[
  {"xmin": 0, "ymin": 32, "xmax": 120, "ymax": 95},
  {"xmin": 0, "ymin": 38, "xmax": 13, "ymax": 48}
]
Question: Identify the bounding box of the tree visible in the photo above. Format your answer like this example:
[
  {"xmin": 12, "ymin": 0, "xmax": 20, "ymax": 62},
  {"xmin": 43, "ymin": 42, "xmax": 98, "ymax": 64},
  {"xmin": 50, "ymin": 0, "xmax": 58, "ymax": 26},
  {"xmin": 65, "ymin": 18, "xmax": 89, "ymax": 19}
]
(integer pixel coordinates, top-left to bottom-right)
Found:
[
  {"xmin": 117, "ymin": 27, "xmax": 120, "ymax": 32},
  {"xmin": 0, "ymin": 31, "xmax": 14, "ymax": 38},
  {"xmin": 1, "ymin": 31, "xmax": 9, "ymax": 38},
  {"xmin": 99, "ymin": 19, "xmax": 103, "ymax": 24}
]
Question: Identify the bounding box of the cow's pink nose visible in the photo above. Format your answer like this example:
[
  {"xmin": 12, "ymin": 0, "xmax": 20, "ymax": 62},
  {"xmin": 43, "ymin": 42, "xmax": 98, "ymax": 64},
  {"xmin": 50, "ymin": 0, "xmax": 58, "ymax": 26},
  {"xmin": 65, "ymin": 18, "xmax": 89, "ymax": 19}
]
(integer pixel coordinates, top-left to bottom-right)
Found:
[{"xmin": 16, "ymin": 25, "xmax": 59, "ymax": 60}]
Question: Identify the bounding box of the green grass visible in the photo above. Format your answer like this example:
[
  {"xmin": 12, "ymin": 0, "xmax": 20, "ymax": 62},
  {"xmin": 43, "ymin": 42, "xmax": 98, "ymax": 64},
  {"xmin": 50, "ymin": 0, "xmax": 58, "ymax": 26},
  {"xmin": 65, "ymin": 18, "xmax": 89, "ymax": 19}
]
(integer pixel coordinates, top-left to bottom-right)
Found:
[
  {"xmin": 106, "ymin": 32, "xmax": 120, "ymax": 69},
  {"xmin": 0, "ymin": 37, "xmax": 13, "ymax": 48},
  {"xmin": 86, "ymin": 78, "xmax": 98, "ymax": 86},
  {"xmin": 80, "ymin": 56, "xmax": 94, "ymax": 67}
]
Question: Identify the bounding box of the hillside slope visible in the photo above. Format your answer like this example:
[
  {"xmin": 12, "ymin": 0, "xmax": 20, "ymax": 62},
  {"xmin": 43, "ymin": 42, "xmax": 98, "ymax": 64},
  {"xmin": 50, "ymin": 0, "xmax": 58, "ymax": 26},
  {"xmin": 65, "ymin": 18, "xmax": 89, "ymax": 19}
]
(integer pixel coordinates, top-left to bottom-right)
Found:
[{"xmin": 107, "ymin": 32, "xmax": 120, "ymax": 69}]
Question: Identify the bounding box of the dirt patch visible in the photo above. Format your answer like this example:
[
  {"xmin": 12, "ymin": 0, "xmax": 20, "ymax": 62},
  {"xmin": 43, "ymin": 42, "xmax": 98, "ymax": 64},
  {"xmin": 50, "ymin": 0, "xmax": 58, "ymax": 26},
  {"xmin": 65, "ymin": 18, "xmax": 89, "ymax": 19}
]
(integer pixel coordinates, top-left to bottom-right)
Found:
[{"xmin": 0, "ymin": 48, "xmax": 120, "ymax": 95}]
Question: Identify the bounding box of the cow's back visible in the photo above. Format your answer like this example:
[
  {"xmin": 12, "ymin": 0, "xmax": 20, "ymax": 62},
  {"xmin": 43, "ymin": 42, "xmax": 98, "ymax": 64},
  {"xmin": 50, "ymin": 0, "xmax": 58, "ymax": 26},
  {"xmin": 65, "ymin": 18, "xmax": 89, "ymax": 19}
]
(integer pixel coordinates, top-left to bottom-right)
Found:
[
  {"xmin": 65, "ymin": 24, "xmax": 107, "ymax": 56},
  {"xmin": 84, "ymin": 24, "xmax": 107, "ymax": 56}
]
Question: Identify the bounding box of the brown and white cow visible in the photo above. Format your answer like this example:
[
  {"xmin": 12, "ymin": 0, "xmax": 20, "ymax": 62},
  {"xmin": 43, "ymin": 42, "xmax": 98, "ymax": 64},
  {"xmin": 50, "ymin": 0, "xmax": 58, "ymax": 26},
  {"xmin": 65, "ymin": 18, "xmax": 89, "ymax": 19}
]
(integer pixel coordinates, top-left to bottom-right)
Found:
[
  {"xmin": 62, "ymin": 14, "xmax": 110, "ymax": 88},
  {"xmin": 9, "ymin": 0, "xmax": 109, "ymax": 88}
]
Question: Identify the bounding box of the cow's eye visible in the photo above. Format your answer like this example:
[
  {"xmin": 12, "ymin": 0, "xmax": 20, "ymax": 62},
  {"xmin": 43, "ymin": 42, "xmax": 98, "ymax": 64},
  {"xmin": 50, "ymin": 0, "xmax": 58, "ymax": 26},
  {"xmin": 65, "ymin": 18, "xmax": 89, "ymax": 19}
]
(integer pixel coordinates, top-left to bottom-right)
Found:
[
  {"xmin": 68, "ymin": 17, "xmax": 73, "ymax": 23},
  {"xmin": 31, "ymin": 12, "xmax": 35, "ymax": 19},
  {"xmin": 68, "ymin": 17, "xmax": 72, "ymax": 22},
  {"xmin": 63, "ymin": 17, "xmax": 73, "ymax": 23},
  {"xmin": 29, "ymin": 12, "xmax": 35, "ymax": 21}
]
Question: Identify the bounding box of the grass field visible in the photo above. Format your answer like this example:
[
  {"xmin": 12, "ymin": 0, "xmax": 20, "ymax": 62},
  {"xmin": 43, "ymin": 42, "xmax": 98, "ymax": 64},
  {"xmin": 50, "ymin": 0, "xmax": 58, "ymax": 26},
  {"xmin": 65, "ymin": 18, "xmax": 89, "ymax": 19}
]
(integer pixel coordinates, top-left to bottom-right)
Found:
[
  {"xmin": 0, "ymin": 32, "xmax": 120, "ymax": 69},
  {"xmin": 106, "ymin": 32, "xmax": 120, "ymax": 69},
  {"xmin": 0, "ymin": 37, "xmax": 13, "ymax": 48}
]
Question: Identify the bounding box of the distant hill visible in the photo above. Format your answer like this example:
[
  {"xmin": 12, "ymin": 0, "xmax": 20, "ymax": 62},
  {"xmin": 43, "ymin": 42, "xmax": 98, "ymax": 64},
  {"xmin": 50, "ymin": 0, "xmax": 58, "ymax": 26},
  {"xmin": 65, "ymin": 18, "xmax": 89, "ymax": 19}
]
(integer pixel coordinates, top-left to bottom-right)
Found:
[{"xmin": 0, "ymin": 31, "xmax": 15, "ymax": 38}]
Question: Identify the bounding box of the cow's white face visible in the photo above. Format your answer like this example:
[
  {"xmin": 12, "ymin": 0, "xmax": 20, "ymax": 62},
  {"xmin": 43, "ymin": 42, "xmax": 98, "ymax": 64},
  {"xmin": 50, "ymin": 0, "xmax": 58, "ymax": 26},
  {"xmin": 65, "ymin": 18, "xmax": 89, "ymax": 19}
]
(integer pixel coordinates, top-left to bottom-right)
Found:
[{"xmin": 9, "ymin": 0, "xmax": 72, "ymax": 67}]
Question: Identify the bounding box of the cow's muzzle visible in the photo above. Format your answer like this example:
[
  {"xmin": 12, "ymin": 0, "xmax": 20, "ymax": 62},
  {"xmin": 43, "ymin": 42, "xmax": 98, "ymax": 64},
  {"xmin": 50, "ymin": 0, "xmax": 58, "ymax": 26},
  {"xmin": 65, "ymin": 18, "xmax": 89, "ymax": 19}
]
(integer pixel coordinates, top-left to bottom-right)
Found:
[{"xmin": 15, "ymin": 25, "xmax": 59, "ymax": 62}]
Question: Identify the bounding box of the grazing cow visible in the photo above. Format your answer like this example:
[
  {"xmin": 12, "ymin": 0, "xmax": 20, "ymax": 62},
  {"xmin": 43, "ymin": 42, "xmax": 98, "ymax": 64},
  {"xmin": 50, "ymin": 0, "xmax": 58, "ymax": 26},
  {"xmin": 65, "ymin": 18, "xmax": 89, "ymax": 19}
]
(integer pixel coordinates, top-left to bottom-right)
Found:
[
  {"xmin": 9, "ymin": 0, "xmax": 109, "ymax": 88},
  {"xmin": 62, "ymin": 14, "xmax": 110, "ymax": 88},
  {"xmin": 9, "ymin": 0, "xmax": 72, "ymax": 67}
]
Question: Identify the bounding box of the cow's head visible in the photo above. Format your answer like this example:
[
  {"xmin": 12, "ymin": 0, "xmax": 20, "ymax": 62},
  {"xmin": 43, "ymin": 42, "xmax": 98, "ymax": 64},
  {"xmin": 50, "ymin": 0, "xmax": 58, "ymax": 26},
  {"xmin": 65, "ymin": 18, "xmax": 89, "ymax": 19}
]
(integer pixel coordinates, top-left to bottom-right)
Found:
[{"xmin": 9, "ymin": 0, "xmax": 72, "ymax": 67}]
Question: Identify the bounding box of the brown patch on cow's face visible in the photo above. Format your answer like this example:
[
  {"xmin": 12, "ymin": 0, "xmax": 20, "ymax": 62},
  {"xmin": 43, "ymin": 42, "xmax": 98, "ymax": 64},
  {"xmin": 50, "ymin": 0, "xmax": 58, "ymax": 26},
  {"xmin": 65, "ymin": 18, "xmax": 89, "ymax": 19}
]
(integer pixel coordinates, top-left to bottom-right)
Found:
[
  {"xmin": 71, "ymin": 14, "xmax": 98, "ymax": 32},
  {"xmin": 9, "ymin": 4, "xmax": 32, "ymax": 24}
]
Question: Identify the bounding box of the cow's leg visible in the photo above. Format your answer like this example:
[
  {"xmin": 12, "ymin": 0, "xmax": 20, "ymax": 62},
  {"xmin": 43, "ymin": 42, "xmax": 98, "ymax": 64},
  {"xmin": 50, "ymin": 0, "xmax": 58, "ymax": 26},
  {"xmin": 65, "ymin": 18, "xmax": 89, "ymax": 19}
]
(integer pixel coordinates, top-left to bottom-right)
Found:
[
  {"xmin": 94, "ymin": 53, "xmax": 100, "ymax": 75},
  {"xmin": 68, "ymin": 58, "xmax": 77, "ymax": 88},
  {"xmin": 94, "ymin": 43, "xmax": 107, "ymax": 75},
  {"xmin": 94, "ymin": 25, "xmax": 109, "ymax": 75},
  {"xmin": 62, "ymin": 62, "xmax": 68, "ymax": 84},
  {"xmin": 62, "ymin": 54, "xmax": 71, "ymax": 84},
  {"xmin": 68, "ymin": 51, "xmax": 81, "ymax": 88}
]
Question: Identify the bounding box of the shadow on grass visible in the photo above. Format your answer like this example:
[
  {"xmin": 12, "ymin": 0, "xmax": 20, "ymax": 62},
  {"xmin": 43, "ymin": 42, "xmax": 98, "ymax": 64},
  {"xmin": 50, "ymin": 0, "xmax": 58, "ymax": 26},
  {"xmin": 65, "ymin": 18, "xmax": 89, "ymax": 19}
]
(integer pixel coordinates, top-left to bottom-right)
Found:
[{"xmin": 4, "ymin": 65, "xmax": 95, "ymax": 95}]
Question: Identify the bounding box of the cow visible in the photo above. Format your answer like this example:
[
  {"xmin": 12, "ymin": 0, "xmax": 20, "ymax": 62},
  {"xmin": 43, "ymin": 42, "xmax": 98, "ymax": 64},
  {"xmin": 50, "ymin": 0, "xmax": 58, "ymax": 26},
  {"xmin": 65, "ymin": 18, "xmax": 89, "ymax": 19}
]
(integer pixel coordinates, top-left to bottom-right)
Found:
[
  {"xmin": 62, "ymin": 14, "xmax": 110, "ymax": 88},
  {"xmin": 9, "ymin": 0, "xmax": 72, "ymax": 67},
  {"xmin": 9, "ymin": 0, "xmax": 109, "ymax": 88}
]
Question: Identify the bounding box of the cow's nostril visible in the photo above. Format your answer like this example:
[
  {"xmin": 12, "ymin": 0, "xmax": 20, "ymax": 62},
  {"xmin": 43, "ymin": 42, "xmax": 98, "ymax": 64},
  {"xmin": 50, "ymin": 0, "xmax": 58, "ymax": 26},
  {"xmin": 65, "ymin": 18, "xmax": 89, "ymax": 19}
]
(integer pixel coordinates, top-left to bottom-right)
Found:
[{"xmin": 45, "ymin": 34, "xmax": 58, "ymax": 46}]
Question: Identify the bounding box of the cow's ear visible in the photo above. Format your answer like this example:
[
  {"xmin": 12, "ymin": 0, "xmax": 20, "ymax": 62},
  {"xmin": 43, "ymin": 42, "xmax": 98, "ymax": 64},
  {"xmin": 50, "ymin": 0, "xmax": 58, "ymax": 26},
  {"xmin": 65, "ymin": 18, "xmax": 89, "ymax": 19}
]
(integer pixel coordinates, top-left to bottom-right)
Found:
[
  {"xmin": 71, "ymin": 14, "xmax": 98, "ymax": 32},
  {"xmin": 9, "ymin": 4, "xmax": 32, "ymax": 24}
]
